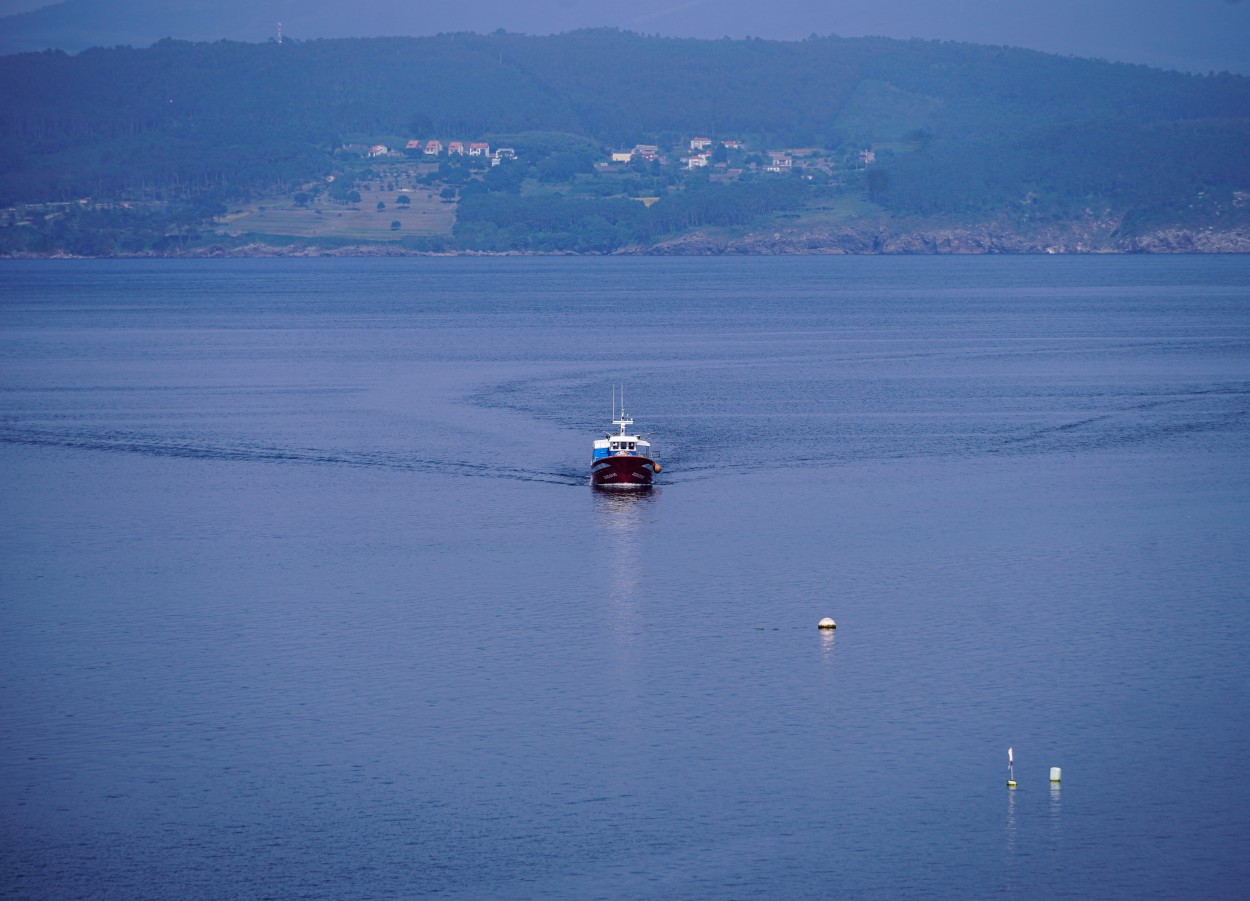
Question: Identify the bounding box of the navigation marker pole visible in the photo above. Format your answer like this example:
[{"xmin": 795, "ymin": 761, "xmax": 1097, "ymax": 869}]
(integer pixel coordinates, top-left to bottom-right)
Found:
[{"xmin": 1007, "ymin": 747, "xmax": 1016, "ymax": 789}]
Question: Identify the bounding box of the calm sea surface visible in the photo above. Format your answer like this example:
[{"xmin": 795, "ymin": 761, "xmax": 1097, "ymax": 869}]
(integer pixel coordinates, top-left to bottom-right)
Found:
[{"xmin": 2, "ymin": 256, "xmax": 1248, "ymax": 899}]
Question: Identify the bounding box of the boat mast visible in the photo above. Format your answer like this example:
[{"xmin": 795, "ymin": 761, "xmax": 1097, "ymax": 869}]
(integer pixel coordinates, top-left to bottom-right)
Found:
[{"xmin": 612, "ymin": 383, "xmax": 633, "ymax": 435}]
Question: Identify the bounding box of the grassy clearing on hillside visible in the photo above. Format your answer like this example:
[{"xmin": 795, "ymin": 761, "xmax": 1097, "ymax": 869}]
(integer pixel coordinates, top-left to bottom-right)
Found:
[
  {"xmin": 217, "ymin": 190, "xmax": 454, "ymax": 241},
  {"xmin": 215, "ymin": 160, "xmax": 456, "ymax": 241}
]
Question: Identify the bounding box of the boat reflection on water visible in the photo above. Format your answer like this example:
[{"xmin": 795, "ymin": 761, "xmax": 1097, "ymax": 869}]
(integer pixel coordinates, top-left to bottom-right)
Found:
[
  {"xmin": 592, "ymin": 488, "xmax": 659, "ymax": 634},
  {"xmin": 592, "ymin": 484, "xmax": 659, "ymax": 520},
  {"xmin": 592, "ymin": 488, "xmax": 659, "ymax": 579}
]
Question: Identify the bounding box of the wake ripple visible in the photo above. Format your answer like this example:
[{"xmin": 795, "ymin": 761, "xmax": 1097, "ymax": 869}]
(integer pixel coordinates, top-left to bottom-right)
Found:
[{"xmin": 0, "ymin": 426, "xmax": 587, "ymax": 487}]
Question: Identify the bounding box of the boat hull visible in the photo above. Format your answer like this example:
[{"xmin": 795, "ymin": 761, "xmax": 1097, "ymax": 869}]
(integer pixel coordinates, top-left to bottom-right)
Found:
[{"xmin": 591, "ymin": 455, "xmax": 656, "ymax": 489}]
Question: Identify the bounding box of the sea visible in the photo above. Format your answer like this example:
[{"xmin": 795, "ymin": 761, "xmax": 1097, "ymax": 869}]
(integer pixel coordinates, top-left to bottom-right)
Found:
[{"xmin": 1, "ymin": 255, "xmax": 1248, "ymax": 899}]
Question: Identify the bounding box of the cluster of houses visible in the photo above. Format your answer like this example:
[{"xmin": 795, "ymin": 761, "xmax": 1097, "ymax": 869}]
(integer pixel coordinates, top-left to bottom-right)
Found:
[
  {"xmin": 608, "ymin": 137, "xmax": 874, "ymax": 174},
  {"xmin": 364, "ymin": 141, "xmax": 517, "ymax": 165},
  {"xmin": 609, "ymin": 138, "xmax": 747, "ymax": 168},
  {"xmin": 680, "ymin": 137, "xmax": 748, "ymax": 169},
  {"xmin": 354, "ymin": 133, "xmax": 874, "ymax": 178}
]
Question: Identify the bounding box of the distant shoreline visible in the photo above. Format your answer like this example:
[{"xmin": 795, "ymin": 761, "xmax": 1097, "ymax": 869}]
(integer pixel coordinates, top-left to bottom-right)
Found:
[{"xmin": 5, "ymin": 223, "xmax": 1248, "ymax": 259}]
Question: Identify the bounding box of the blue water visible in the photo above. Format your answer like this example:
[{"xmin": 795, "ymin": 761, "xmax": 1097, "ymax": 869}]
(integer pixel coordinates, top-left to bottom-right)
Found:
[{"xmin": 2, "ymin": 256, "xmax": 1248, "ymax": 899}]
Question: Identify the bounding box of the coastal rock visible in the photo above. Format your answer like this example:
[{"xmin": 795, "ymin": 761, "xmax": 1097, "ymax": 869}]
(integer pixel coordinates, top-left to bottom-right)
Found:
[
  {"xmin": 639, "ymin": 221, "xmax": 1250, "ymax": 256},
  {"xmin": 1121, "ymin": 227, "xmax": 1250, "ymax": 254}
]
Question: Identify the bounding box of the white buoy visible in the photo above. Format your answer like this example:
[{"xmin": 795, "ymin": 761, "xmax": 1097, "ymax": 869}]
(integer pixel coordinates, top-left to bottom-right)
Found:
[
  {"xmin": 1050, "ymin": 767, "xmax": 1061, "ymax": 783},
  {"xmin": 818, "ymin": 617, "xmax": 836, "ymax": 629},
  {"xmin": 1007, "ymin": 747, "xmax": 1016, "ymax": 788}
]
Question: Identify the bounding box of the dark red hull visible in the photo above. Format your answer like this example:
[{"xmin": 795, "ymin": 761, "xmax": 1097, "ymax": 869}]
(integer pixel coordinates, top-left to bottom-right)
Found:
[{"xmin": 591, "ymin": 455, "xmax": 657, "ymax": 489}]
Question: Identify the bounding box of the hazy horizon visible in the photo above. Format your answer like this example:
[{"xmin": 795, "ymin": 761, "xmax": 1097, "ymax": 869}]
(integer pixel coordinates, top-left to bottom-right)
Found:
[{"xmin": 1, "ymin": 0, "xmax": 1248, "ymax": 74}]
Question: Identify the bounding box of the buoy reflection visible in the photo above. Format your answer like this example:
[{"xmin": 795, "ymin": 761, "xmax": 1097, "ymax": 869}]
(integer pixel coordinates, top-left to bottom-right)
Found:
[
  {"xmin": 819, "ymin": 628, "xmax": 837, "ymax": 664},
  {"xmin": 1005, "ymin": 785, "xmax": 1018, "ymax": 855},
  {"xmin": 1049, "ymin": 782, "xmax": 1063, "ymax": 844}
]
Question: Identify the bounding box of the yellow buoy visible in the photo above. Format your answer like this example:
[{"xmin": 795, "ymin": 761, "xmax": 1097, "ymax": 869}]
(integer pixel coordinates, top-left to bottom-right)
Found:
[{"xmin": 818, "ymin": 617, "xmax": 836, "ymax": 629}]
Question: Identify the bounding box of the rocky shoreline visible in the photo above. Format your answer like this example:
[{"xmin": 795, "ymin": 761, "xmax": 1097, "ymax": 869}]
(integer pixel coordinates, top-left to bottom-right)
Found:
[
  {"xmin": 4, "ymin": 224, "xmax": 1249, "ymax": 259},
  {"xmin": 644, "ymin": 223, "xmax": 1250, "ymax": 255}
]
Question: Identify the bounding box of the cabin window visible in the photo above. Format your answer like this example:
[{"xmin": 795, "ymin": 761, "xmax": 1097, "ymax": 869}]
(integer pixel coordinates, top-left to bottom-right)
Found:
[{"xmin": 628, "ymin": 442, "xmax": 636, "ymax": 450}]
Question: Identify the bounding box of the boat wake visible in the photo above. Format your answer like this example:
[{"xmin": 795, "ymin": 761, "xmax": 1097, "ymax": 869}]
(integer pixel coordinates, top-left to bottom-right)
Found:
[
  {"xmin": 0, "ymin": 426, "xmax": 587, "ymax": 487},
  {"xmin": 641, "ymin": 384, "xmax": 1250, "ymax": 482},
  {"xmin": 5, "ymin": 382, "xmax": 1243, "ymax": 489}
]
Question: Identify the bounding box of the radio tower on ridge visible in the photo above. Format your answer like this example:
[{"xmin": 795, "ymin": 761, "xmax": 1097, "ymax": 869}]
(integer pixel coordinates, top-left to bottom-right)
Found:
[{"xmin": 277, "ymin": 22, "xmax": 283, "ymax": 45}]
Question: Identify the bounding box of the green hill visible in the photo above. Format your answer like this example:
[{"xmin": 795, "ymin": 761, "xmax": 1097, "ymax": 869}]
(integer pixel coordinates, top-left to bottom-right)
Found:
[{"xmin": 2, "ymin": 30, "xmax": 1248, "ymax": 254}]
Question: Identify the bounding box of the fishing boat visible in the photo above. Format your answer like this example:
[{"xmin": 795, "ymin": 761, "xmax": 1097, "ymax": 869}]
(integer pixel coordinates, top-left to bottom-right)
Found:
[{"xmin": 591, "ymin": 392, "xmax": 660, "ymax": 489}]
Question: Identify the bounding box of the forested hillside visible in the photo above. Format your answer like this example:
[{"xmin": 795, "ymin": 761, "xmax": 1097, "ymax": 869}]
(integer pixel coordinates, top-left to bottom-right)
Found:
[{"xmin": 2, "ymin": 30, "xmax": 1248, "ymax": 254}]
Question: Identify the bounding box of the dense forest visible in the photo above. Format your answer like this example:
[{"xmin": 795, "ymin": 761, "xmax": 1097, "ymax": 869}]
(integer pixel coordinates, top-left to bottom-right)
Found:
[{"xmin": 1, "ymin": 29, "xmax": 1248, "ymax": 254}]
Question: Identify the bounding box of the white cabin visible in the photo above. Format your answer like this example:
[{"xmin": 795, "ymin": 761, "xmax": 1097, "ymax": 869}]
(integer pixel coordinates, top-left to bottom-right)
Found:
[
  {"xmin": 592, "ymin": 412, "xmax": 653, "ymax": 461},
  {"xmin": 593, "ymin": 434, "xmax": 651, "ymax": 460}
]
